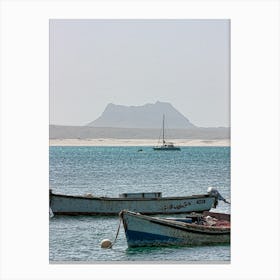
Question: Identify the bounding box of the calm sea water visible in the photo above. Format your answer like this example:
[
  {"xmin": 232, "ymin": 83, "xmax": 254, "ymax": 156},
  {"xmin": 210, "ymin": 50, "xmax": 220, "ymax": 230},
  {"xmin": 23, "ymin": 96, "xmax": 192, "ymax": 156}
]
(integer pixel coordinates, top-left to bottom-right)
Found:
[{"xmin": 49, "ymin": 146, "xmax": 230, "ymax": 262}]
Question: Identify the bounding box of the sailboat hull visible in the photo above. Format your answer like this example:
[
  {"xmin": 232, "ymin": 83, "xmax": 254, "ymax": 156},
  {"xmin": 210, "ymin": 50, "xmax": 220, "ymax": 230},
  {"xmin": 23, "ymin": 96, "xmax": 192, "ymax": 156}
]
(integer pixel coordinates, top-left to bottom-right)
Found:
[{"xmin": 153, "ymin": 147, "xmax": 181, "ymax": 151}]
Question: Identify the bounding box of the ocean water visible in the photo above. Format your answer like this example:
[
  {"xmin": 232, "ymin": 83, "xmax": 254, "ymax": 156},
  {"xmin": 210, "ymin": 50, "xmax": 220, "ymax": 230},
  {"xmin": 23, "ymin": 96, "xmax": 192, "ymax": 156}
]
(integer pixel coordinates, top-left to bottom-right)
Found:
[{"xmin": 49, "ymin": 146, "xmax": 230, "ymax": 262}]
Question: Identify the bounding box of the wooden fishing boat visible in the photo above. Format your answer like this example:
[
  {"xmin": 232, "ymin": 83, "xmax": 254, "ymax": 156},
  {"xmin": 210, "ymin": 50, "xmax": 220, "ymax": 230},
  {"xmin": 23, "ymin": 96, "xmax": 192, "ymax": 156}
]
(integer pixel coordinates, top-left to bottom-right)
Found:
[
  {"xmin": 49, "ymin": 187, "xmax": 227, "ymax": 216},
  {"xmin": 120, "ymin": 210, "xmax": 230, "ymax": 247}
]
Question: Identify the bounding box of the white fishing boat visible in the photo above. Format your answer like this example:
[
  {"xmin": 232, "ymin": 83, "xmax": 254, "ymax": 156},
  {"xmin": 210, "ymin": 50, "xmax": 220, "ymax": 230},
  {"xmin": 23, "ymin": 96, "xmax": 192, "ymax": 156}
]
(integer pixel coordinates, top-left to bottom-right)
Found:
[
  {"xmin": 120, "ymin": 210, "xmax": 230, "ymax": 247},
  {"xmin": 153, "ymin": 114, "xmax": 180, "ymax": 151},
  {"xmin": 49, "ymin": 187, "xmax": 227, "ymax": 216}
]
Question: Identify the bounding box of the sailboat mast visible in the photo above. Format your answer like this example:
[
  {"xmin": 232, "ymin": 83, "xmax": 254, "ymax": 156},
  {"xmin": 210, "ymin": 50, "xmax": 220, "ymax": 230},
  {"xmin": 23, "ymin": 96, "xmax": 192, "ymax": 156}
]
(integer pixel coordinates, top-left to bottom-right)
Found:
[{"xmin": 162, "ymin": 114, "xmax": 165, "ymax": 144}]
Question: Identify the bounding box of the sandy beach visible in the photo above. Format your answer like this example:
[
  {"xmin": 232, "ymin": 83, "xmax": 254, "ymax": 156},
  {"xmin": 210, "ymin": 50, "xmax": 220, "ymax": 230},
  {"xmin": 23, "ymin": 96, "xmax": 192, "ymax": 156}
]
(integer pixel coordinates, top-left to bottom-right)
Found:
[{"xmin": 49, "ymin": 138, "xmax": 230, "ymax": 147}]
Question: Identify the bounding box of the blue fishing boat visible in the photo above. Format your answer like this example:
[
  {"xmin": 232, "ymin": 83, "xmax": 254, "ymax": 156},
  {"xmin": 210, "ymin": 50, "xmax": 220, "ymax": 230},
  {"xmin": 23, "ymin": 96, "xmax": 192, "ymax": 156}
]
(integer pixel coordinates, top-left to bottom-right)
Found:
[{"xmin": 120, "ymin": 210, "xmax": 230, "ymax": 247}]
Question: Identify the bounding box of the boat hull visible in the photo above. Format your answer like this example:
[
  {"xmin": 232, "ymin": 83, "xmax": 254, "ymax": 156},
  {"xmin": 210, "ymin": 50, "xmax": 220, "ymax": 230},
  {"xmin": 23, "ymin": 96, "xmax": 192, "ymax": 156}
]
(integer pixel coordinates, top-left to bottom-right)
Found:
[
  {"xmin": 153, "ymin": 147, "xmax": 181, "ymax": 151},
  {"xmin": 121, "ymin": 211, "xmax": 230, "ymax": 247},
  {"xmin": 49, "ymin": 193, "xmax": 216, "ymax": 215}
]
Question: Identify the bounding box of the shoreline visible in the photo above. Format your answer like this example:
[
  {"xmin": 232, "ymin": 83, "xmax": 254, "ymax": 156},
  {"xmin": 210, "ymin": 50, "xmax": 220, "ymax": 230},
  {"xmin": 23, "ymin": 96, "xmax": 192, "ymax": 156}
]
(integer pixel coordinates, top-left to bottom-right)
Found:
[{"xmin": 49, "ymin": 138, "xmax": 230, "ymax": 147}]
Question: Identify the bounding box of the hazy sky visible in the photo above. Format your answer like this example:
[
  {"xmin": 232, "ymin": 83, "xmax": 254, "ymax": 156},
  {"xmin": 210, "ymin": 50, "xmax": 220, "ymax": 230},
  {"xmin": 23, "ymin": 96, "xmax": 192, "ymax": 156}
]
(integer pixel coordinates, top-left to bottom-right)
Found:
[{"xmin": 50, "ymin": 19, "xmax": 230, "ymax": 127}]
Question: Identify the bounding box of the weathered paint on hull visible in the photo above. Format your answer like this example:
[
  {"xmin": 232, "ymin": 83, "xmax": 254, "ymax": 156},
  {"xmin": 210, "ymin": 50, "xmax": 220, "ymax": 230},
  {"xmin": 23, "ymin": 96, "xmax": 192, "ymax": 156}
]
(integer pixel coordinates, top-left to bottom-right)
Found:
[
  {"xmin": 50, "ymin": 193, "xmax": 215, "ymax": 215},
  {"xmin": 121, "ymin": 211, "xmax": 230, "ymax": 247}
]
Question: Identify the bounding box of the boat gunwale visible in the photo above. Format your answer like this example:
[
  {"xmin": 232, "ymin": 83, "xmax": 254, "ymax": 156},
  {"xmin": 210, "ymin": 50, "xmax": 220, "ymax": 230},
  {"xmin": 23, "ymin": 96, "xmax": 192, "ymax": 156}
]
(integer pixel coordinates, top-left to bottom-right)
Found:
[
  {"xmin": 52, "ymin": 210, "xmax": 206, "ymax": 216},
  {"xmin": 121, "ymin": 211, "xmax": 230, "ymax": 235},
  {"xmin": 50, "ymin": 193, "xmax": 213, "ymax": 201}
]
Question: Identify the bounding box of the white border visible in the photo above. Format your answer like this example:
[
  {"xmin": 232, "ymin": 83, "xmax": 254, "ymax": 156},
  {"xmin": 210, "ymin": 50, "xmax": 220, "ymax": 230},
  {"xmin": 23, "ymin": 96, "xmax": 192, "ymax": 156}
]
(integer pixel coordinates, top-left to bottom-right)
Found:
[{"xmin": 0, "ymin": 0, "xmax": 279, "ymax": 279}]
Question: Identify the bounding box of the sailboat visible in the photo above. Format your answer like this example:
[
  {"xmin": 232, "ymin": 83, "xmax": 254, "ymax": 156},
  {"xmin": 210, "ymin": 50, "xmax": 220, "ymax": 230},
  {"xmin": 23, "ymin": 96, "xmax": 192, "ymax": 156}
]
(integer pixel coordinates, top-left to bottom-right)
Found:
[{"xmin": 153, "ymin": 114, "xmax": 181, "ymax": 151}]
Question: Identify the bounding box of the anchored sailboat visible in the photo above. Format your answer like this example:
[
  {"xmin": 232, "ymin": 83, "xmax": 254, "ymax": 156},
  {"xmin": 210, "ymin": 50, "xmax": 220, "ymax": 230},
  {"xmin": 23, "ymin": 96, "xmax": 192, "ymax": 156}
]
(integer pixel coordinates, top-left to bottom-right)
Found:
[{"xmin": 153, "ymin": 114, "xmax": 181, "ymax": 151}]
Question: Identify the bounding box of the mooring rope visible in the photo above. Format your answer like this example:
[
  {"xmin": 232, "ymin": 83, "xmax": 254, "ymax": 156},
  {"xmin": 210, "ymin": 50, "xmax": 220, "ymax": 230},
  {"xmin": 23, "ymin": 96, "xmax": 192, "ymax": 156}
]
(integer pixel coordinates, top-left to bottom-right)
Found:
[{"xmin": 109, "ymin": 213, "xmax": 122, "ymax": 248}]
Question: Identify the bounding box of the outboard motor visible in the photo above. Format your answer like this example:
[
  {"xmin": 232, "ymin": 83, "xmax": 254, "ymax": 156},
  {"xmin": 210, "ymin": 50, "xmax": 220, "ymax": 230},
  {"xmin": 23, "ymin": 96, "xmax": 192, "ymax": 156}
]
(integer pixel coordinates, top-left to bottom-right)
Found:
[{"xmin": 207, "ymin": 187, "xmax": 230, "ymax": 208}]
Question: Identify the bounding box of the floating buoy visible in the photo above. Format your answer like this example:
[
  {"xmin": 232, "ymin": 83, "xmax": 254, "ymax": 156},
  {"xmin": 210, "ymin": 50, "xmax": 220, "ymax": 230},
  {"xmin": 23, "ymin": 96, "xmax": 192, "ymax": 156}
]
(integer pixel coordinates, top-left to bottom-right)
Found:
[
  {"xmin": 100, "ymin": 239, "xmax": 112, "ymax": 249},
  {"xmin": 100, "ymin": 217, "xmax": 122, "ymax": 249}
]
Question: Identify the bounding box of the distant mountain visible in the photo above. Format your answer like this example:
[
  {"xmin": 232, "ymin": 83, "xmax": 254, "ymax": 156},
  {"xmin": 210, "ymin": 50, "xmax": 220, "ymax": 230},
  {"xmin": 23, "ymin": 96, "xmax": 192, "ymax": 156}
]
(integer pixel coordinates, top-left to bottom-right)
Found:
[{"xmin": 88, "ymin": 101, "xmax": 196, "ymax": 129}]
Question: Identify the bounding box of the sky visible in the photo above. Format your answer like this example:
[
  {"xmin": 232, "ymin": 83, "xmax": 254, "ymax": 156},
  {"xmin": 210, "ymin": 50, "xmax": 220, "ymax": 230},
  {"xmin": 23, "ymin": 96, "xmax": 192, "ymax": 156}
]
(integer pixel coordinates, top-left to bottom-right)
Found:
[{"xmin": 50, "ymin": 19, "xmax": 230, "ymax": 127}]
